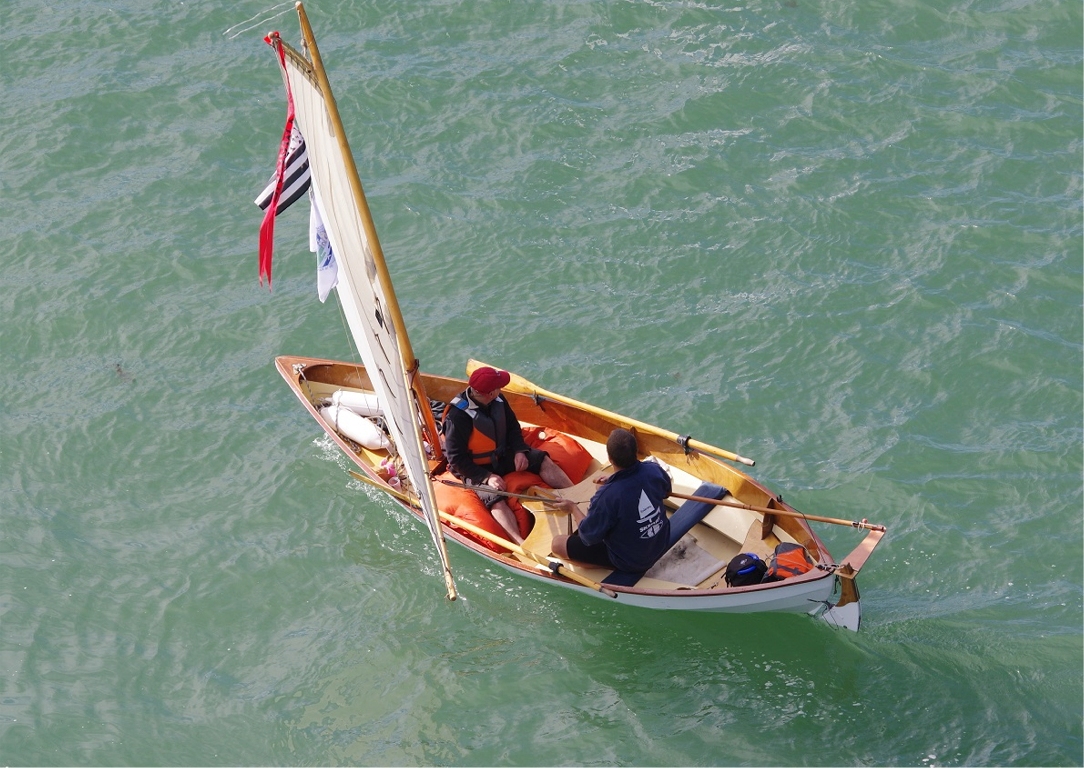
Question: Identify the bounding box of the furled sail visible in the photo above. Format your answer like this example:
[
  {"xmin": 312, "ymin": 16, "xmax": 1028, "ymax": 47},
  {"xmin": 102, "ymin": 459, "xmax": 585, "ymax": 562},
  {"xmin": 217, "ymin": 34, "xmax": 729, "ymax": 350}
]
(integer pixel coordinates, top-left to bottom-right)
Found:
[{"xmin": 267, "ymin": 11, "xmax": 456, "ymax": 600}]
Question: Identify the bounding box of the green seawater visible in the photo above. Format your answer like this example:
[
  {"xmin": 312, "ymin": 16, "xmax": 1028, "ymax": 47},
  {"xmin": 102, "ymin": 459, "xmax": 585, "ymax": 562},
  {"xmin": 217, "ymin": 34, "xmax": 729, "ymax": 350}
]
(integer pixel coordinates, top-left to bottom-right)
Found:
[{"xmin": 2, "ymin": 1, "xmax": 1081, "ymax": 765}]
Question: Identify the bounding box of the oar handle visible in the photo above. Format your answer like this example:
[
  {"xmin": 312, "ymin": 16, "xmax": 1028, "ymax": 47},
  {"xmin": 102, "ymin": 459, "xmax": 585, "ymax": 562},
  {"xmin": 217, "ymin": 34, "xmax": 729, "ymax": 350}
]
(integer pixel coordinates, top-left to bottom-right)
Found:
[
  {"xmin": 669, "ymin": 491, "xmax": 887, "ymax": 532},
  {"xmin": 437, "ymin": 510, "xmax": 618, "ymax": 598},
  {"xmin": 349, "ymin": 469, "xmax": 416, "ymax": 504}
]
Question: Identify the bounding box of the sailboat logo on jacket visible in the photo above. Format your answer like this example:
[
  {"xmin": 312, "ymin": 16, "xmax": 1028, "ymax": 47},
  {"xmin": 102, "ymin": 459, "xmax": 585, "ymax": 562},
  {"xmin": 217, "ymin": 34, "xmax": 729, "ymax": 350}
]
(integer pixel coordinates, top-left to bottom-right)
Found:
[{"xmin": 636, "ymin": 490, "xmax": 664, "ymax": 539}]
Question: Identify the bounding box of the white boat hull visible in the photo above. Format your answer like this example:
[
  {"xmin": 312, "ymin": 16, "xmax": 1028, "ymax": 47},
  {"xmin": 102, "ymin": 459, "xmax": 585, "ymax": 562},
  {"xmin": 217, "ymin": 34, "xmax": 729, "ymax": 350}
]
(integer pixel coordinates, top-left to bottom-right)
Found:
[{"xmin": 488, "ymin": 551, "xmax": 837, "ymax": 614}]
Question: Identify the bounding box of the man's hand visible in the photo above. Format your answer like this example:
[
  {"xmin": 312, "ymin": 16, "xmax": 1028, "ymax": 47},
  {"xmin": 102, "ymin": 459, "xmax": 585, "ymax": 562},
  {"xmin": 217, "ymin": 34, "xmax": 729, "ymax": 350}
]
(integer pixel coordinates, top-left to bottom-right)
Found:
[
  {"xmin": 554, "ymin": 498, "xmax": 586, "ymax": 525},
  {"xmin": 553, "ymin": 498, "xmax": 578, "ymax": 515},
  {"xmin": 486, "ymin": 474, "xmax": 507, "ymax": 491},
  {"xmin": 513, "ymin": 451, "xmax": 529, "ymax": 473}
]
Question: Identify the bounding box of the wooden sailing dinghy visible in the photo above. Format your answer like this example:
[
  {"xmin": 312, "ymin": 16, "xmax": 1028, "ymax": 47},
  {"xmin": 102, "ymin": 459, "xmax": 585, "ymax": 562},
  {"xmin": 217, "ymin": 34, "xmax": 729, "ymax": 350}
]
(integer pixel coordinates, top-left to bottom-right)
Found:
[{"xmin": 258, "ymin": 3, "xmax": 886, "ymax": 631}]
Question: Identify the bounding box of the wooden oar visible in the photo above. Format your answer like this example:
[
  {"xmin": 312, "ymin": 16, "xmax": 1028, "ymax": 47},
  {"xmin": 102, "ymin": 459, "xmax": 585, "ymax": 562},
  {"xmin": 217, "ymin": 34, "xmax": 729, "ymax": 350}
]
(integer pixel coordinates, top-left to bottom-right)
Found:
[
  {"xmin": 434, "ymin": 510, "xmax": 618, "ymax": 598},
  {"xmin": 670, "ymin": 491, "xmax": 887, "ymax": 532},
  {"xmin": 349, "ymin": 470, "xmax": 418, "ymax": 504},
  {"xmin": 348, "ymin": 470, "xmax": 616, "ymax": 597},
  {"xmin": 468, "ymin": 358, "xmax": 756, "ymax": 466}
]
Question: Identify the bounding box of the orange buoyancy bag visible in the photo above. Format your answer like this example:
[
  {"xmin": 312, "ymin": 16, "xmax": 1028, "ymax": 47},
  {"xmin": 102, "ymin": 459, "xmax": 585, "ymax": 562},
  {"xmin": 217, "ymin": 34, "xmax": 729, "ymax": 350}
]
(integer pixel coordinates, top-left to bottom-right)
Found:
[
  {"xmin": 502, "ymin": 470, "xmax": 550, "ymax": 536},
  {"xmin": 432, "ymin": 471, "xmax": 531, "ymax": 553},
  {"xmin": 764, "ymin": 542, "xmax": 815, "ymax": 582},
  {"xmin": 503, "ymin": 470, "xmax": 545, "ymax": 495},
  {"xmin": 521, "ymin": 426, "xmax": 594, "ymax": 484}
]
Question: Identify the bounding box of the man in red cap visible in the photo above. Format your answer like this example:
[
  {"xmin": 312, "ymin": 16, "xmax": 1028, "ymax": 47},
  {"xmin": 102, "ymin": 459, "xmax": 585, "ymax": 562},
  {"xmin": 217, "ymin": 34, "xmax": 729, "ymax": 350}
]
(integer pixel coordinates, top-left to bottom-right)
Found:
[{"xmin": 442, "ymin": 366, "xmax": 572, "ymax": 543}]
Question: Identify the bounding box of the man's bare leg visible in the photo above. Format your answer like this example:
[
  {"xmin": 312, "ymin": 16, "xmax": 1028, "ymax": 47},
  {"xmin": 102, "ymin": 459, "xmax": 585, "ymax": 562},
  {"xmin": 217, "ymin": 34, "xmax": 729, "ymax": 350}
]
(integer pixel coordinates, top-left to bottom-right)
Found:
[
  {"xmin": 551, "ymin": 533, "xmax": 571, "ymax": 559},
  {"xmin": 539, "ymin": 456, "xmax": 572, "ymax": 489},
  {"xmin": 490, "ymin": 501, "xmax": 525, "ymax": 544}
]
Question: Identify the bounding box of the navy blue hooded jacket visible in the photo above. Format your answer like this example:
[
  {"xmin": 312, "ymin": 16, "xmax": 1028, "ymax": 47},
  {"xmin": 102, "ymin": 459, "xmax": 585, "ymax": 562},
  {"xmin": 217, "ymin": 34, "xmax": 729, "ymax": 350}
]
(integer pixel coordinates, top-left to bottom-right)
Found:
[{"xmin": 577, "ymin": 460, "xmax": 672, "ymax": 572}]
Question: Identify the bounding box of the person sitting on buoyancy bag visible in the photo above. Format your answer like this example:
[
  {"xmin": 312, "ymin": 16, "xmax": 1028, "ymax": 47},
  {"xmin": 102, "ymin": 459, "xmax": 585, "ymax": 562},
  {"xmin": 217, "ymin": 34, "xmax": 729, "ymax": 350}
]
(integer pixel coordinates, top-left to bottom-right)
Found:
[{"xmin": 442, "ymin": 366, "xmax": 572, "ymax": 544}]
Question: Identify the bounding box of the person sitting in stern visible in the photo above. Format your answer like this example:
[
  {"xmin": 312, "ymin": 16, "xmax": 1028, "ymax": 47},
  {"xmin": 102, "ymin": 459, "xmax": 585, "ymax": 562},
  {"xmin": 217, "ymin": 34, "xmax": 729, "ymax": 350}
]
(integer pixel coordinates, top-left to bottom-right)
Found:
[
  {"xmin": 442, "ymin": 366, "xmax": 573, "ymax": 544},
  {"xmin": 552, "ymin": 428, "xmax": 671, "ymax": 572}
]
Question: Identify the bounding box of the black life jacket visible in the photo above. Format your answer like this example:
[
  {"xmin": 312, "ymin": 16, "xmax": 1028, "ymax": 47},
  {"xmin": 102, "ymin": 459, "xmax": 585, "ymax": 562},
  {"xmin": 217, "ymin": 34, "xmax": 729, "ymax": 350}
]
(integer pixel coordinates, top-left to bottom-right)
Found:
[{"xmin": 444, "ymin": 391, "xmax": 509, "ymax": 466}]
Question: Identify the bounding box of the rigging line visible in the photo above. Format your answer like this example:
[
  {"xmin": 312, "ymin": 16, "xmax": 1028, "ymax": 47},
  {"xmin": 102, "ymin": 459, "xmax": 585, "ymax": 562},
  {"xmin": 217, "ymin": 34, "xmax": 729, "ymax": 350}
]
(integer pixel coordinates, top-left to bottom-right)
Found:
[
  {"xmin": 331, "ymin": 288, "xmax": 369, "ymax": 380},
  {"xmin": 319, "ymin": 222, "xmax": 365, "ymax": 371},
  {"xmin": 319, "ymin": 238, "xmax": 383, "ymax": 406},
  {"xmin": 769, "ymin": 493, "xmax": 814, "ymax": 532},
  {"xmin": 223, "ymin": 1, "xmax": 297, "ymax": 40},
  {"xmin": 297, "ymin": 364, "xmax": 318, "ymax": 407}
]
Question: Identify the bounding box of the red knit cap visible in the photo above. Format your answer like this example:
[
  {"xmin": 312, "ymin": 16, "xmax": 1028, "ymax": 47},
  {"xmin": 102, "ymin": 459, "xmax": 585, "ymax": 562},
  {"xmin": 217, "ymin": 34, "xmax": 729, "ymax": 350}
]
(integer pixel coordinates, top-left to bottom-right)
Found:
[{"xmin": 469, "ymin": 366, "xmax": 510, "ymax": 393}]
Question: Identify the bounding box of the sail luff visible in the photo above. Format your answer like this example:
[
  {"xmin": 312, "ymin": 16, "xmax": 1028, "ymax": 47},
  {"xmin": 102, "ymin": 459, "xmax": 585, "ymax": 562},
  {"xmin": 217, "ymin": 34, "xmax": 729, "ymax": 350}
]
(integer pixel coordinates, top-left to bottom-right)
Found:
[{"xmin": 283, "ymin": 3, "xmax": 456, "ymax": 600}]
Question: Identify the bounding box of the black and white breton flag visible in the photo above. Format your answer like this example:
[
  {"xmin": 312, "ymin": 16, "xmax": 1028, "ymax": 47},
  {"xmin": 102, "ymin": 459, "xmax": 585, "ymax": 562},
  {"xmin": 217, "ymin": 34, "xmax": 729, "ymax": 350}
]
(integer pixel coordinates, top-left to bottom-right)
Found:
[{"xmin": 255, "ymin": 124, "xmax": 311, "ymax": 215}]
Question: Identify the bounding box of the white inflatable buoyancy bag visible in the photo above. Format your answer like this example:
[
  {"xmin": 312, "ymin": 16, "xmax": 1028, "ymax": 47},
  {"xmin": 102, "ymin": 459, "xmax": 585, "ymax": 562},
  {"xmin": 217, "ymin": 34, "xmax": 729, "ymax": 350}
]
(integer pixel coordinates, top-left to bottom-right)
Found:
[
  {"xmin": 319, "ymin": 404, "xmax": 390, "ymax": 450},
  {"xmin": 330, "ymin": 389, "xmax": 383, "ymax": 417}
]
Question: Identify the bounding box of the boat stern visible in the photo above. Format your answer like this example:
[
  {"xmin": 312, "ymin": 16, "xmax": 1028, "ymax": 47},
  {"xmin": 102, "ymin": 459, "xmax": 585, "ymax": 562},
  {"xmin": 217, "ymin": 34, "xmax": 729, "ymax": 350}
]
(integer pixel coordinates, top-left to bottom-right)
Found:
[
  {"xmin": 820, "ymin": 599, "xmax": 862, "ymax": 632},
  {"xmin": 815, "ymin": 526, "xmax": 886, "ymax": 632},
  {"xmin": 818, "ymin": 567, "xmax": 862, "ymax": 631}
]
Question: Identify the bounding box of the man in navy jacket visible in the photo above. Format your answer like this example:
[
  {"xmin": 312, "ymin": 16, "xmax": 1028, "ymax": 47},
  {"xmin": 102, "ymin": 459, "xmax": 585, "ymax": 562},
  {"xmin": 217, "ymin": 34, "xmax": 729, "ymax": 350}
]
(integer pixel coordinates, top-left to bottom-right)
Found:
[{"xmin": 552, "ymin": 428, "xmax": 672, "ymax": 572}]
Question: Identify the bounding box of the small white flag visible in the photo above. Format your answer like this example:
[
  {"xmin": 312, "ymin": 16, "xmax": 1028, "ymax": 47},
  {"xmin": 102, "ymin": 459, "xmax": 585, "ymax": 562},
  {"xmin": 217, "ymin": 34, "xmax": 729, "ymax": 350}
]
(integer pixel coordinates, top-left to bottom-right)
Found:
[{"xmin": 309, "ymin": 190, "xmax": 338, "ymax": 303}]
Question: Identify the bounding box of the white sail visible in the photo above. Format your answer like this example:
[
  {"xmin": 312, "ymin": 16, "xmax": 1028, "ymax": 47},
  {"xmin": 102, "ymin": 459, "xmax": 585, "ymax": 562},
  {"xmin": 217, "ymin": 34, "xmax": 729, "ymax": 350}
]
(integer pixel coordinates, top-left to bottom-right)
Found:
[{"xmin": 272, "ymin": 15, "xmax": 457, "ymax": 599}]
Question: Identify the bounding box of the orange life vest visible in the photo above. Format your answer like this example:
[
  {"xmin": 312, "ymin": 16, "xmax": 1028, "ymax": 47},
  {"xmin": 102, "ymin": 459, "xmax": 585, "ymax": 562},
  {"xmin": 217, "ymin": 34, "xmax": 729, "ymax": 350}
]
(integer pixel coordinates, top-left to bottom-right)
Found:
[
  {"xmin": 766, "ymin": 542, "xmax": 815, "ymax": 580},
  {"xmin": 445, "ymin": 391, "xmax": 508, "ymax": 466}
]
